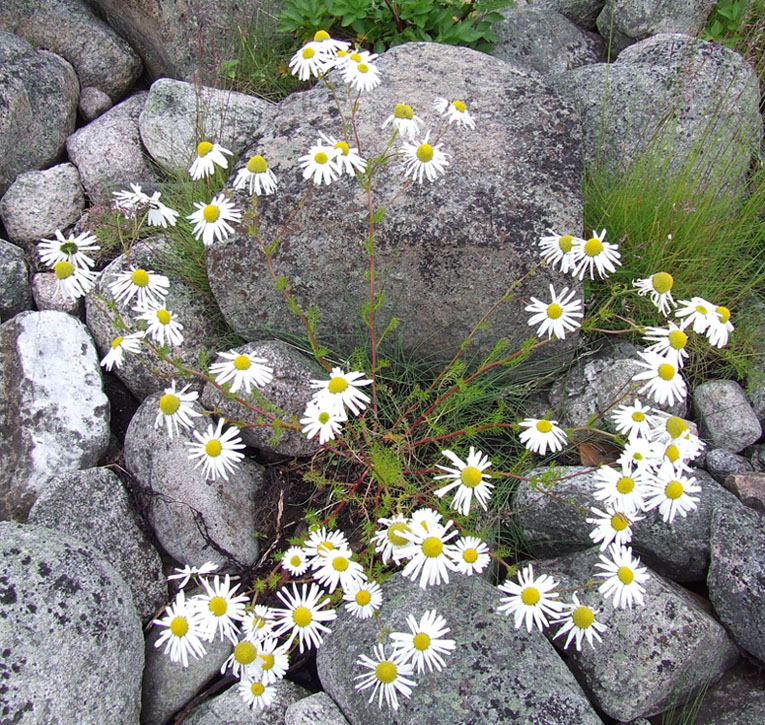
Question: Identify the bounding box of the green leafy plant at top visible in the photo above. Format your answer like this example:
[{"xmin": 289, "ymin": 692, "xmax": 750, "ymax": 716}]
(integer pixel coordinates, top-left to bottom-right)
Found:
[
  {"xmin": 278, "ymin": 0, "xmax": 514, "ymax": 53},
  {"xmin": 703, "ymin": 0, "xmax": 748, "ymax": 47}
]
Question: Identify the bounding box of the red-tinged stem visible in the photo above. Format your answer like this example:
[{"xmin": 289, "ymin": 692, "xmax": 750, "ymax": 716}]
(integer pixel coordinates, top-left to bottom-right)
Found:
[
  {"xmin": 411, "ymin": 423, "xmax": 518, "ymax": 448},
  {"xmin": 327, "ymin": 468, "xmax": 369, "ymax": 520}
]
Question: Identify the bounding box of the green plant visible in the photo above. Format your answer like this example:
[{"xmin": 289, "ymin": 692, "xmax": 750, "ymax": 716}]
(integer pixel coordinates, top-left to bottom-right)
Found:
[
  {"xmin": 703, "ymin": 0, "xmax": 748, "ymax": 47},
  {"xmin": 278, "ymin": 0, "xmax": 514, "ymax": 53}
]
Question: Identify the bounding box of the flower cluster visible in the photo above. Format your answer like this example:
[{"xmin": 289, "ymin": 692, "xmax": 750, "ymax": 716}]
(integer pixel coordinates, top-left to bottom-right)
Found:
[{"xmin": 37, "ymin": 229, "xmax": 101, "ymax": 301}]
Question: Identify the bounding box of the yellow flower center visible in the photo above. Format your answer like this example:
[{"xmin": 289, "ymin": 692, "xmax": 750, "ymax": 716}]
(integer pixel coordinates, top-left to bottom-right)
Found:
[
  {"xmin": 536, "ymin": 420, "xmax": 552, "ymax": 433},
  {"xmin": 317, "ymin": 540, "xmax": 334, "ymax": 554},
  {"xmin": 652, "ymin": 272, "xmax": 673, "ymax": 294},
  {"xmin": 302, "ymin": 46, "xmax": 315, "ymax": 59},
  {"xmin": 350, "ymin": 52, "xmax": 362, "ymax": 62},
  {"xmin": 413, "ymin": 633, "xmax": 431, "ymax": 651},
  {"xmin": 521, "ymin": 587, "xmax": 540, "ymax": 606},
  {"xmin": 234, "ymin": 640, "xmax": 257, "ymax": 665},
  {"xmin": 54, "ymin": 260, "xmax": 74, "ymax": 280},
  {"xmin": 332, "ymin": 555, "xmax": 349, "ymax": 571},
  {"xmin": 328, "ymin": 376, "xmax": 348, "ymax": 394},
  {"xmin": 463, "ymin": 548, "xmax": 478, "ymax": 563},
  {"xmin": 111, "ymin": 336, "xmax": 124, "ymax": 349},
  {"xmin": 666, "ymin": 416, "xmax": 687, "ymax": 438},
  {"xmin": 634, "ymin": 452, "xmax": 644, "ymax": 460},
  {"xmin": 246, "ymin": 155, "xmax": 268, "ymax": 174},
  {"xmin": 558, "ymin": 235, "xmax": 574, "ymax": 253},
  {"xmin": 572, "ymin": 606, "xmax": 594, "ymax": 629},
  {"xmin": 131, "ymin": 268, "xmax": 149, "ymax": 287},
  {"xmin": 209, "ymin": 596, "xmax": 227, "ymax": 617},
  {"xmin": 290, "ymin": 555, "xmax": 301, "ymax": 567},
  {"xmin": 616, "ymin": 476, "xmax": 635, "ymax": 494},
  {"xmin": 170, "ymin": 616, "xmax": 188, "ymax": 637},
  {"xmin": 252, "ymin": 616, "xmax": 266, "ymax": 629},
  {"xmin": 387, "ymin": 522, "xmax": 410, "ymax": 547},
  {"xmin": 695, "ymin": 304, "xmax": 708, "ymax": 315},
  {"xmin": 375, "ymin": 661, "xmax": 397, "ymax": 684},
  {"xmin": 205, "ymin": 439, "xmax": 222, "ymax": 457},
  {"xmin": 617, "ymin": 566, "xmax": 634, "ymax": 585},
  {"xmin": 452, "ymin": 100, "xmax": 466, "ymax": 112},
  {"xmin": 584, "ymin": 237, "xmax": 603, "ymax": 257},
  {"xmin": 416, "ymin": 143, "xmax": 434, "ymax": 163},
  {"xmin": 157, "ymin": 309, "xmax": 172, "ymax": 325},
  {"xmin": 314, "ymin": 151, "xmax": 329, "ymax": 165},
  {"xmin": 233, "ymin": 354, "xmax": 251, "ymax": 370},
  {"xmin": 251, "ymin": 682, "xmax": 265, "ymax": 697},
  {"xmin": 334, "ymin": 141, "xmax": 350, "ymax": 155},
  {"xmin": 355, "ymin": 590, "xmax": 371, "ymax": 606},
  {"xmin": 665, "ymin": 480, "xmax": 684, "ymax": 499},
  {"xmin": 422, "ymin": 536, "xmax": 443, "ymax": 558},
  {"xmin": 460, "ymin": 465, "xmax": 483, "ymax": 488},
  {"xmin": 716, "ymin": 306, "xmax": 731, "ymax": 323},
  {"xmin": 197, "ymin": 141, "xmax": 213, "ymax": 157},
  {"xmin": 394, "ymin": 103, "xmax": 414, "ymax": 119},
  {"xmin": 668, "ymin": 330, "xmax": 688, "ymax": 350},
  {"xmin": 337, "ymin": 49, "xmax": 347, "ymax": 58},
  {"xmin": 261, "ymin": 653, "xmax": 275, "ymax": 670},
  {"xmin": 318, "ymin": 412, "xmax": 330, "ymax": 424},
  {"xmin": 314, "ymin": 30, "xmax": 330, "ymax": 41},
  {"xmin": 293, "ymin": 606, "xmax": 312, "ymax": 627},
  {"xmin": 358, "ymin": 63, "xmax": 369, "ymax": 74},
  {"xmin": 546, "ymin": 303, "xmax": 563, "ymax": 319},
  {"xmin": 658, "ymin": 363, "xmax": 676, "ymax": 381},
  {"xmin": 203, "ymin": 204, "xmax": 220, "ymax": 223},
  {"xmin": 665, "ymin": 444, "xmax": 680, "ymax": 462},
  {"xmin": 631, "ymin": 411, "xmax": 645, "ymax": 422},
  {"xmin": 611, "ymin": 512, "xmax": 629, "ymax": 531},
  {"xmin": 159, "ymin": 393, "xmax": 180, "ymax": 415}
]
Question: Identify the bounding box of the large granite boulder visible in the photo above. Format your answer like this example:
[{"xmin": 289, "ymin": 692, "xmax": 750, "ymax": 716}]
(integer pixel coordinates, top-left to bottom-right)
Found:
[
  {"xmin": 208, "ymin": 42, "xmax": 584, "ymax": 368},
  {"xmin": 0, "ymin": 31, "xmax": 79, "ymax": 196},
  {"xmin": 0, "ymin": 238, "xmax": 33, "ymax": 319}
]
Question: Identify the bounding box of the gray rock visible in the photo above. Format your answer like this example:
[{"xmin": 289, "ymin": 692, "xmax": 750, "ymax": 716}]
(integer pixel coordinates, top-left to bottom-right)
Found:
[
  {"xmin": 739, "ymin": 297, "xmax": 765, "ymax": 430},
  {"xmin": 0, "ymin": 163, "xmax": 85, "ymax": 246},
  {"xmin": 0, "ymin": 31, "xmax": 78, "ymax": 196},
  {"xmin": 124, "ymin": 391, "xmax": 265, "ymax": 568},
  {"xmin": 0, "ymin": 310, "xmax": 110, "ymax": 521},
  {"xmin": 85, "ymin": 238, "xmax": 224, "ymax": 400},
  {"xmin": 79, "ymin": 85, "xmax": 113, "ymax": 121},
  {"xmin": 0, "ymin": 0, "xmax": 142, "ymax": 100},
  {"xmin": 596, "ymin": 0, "xmax": 712, "ymax": 56},
  {"xmin": 208, "ymin": 42, "xmax": 584, "ymax": 369},
  {"xmin": 492, "ymin": 6, "xmax": 603, "ymax": 75},
  {"xmin": 285, "ymin": 692, "xmax": 350, "ymax": 725},
  {"xmin": 542, "ymin": 547, "xmax": 739, "ymax": 721},
  {"xmin": 708, "ymin": 503, "xmax": 765, "ymax": 662},
  {"xmin": 0, "ymin": 521, "xmax": 143, "ymax": 724},
  {"xmin": 690, "ymin": 661, "xmax": 765, "ymax": 725},
  {"xmin": 67, "ymin": 92, "xmax": 157, "ymax": 199},
  {"xmin": 183, "ymin": 679, "xmax": 309, "ymax": 725},
  {"xmin": 138, "ymin": 78, "xmax": 276, "ymax": 173},
  {"xmin": 201, "ymin": 340, "xmax": 324, "ymax": 457},
  {"xmin": 31, "ymin": 271, "xmax": 84, "ymax": 315},
  {"xmin": 705, "ymin": 448, "xmax": 754, "ymax": 484},
  {"xmin": 530, "ymin": 0, "xmax": 606, "ymax": 29},
  {"xmin": 513, "ymin": 465, "xmax": 740, "ymax": 581},
  {"xmin": 142, "ymin": 606, "xmax": 234, "ymax": 725},
  {"xmin": 721, "ymin": 472, "xmax": 765, "ymax": 512},
  {"xmin": 27, "ymin": 466, "xmax": 167, "ymax": 620},
  {"xmin": 693, "ymin": 379, "xmax": 762, "ymax": 453},
  {"xmin": 0, "ymin": 238, "xmax": 32, "ymax": 318},
  {"xmin": 748, "ymin": 443, "xmax": 765, "ymax": 472},
  {"xmin": 317, "ymin": 573, "xmax": 603, "ymax": 724},
  {"xmin": 549, "ymin": 35, "xmax": 761, "ymax": 194}
]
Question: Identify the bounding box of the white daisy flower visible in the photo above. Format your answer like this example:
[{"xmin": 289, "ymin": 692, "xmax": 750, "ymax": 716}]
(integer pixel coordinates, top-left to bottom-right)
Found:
[
  {"xmin": 153, "ymin": 589, "xmax": 207, "ymax": 668},
  {"xmin": 433, "ymin": 446, "xmax": 494, "ymax": 516},
  {"xmin": 675, "ymin": 296, "xmax": 715, "ymax": 334},
  {"xmin": 38, "ymin": 229, "xmax": 100, "ymax": 269},
  {"xmin": 100, "ymin": 331, "xmax": 145, "ymax": 371},
  {"xmin": 167, "ymin": 561, "xmax": 219, "ymax": 589},
  {"xmin": 643, "ymin": 319, "xmax": 691, "ymax": 369},
  {"xmin": 208, "ymin": 350, "xmax": 274, "ymax": 394},
  {"xmin": 238, "ymin": 678, "xmax": 276, "ymax": 712},
  {"xmin": 312, "ymin": 548, "xmax": 366, "ymax": 593},
  {"xmin": 288, "ymin": 42, "xmax": 332, "ymax": 81},
  {"xmin": 371, "ymin": 514, "xmax": 412, "ymax": 565},
  {"xmin": 433, "ymin": 97, "xmax": 476, "ymax": 129},
  {"xmin": 649, "ymin": 413, "xmax": 697, "ymax": 448},
  {"xmin": 52, "ymin": 259, "xmax": 97, "ymax": 299},
  {"xmin": 319, "ymin": 131, "xmax": 366, "ymax": 176},
  {"xmin": 399, "ymin": 516, "xmax": 459, "ymax": 589},
  {"xmin": 271, "ymin": 582, "xmax": 337, "ymax": 653},
  {"xmin": 355, "ymin": 643, "xmax": 416, "ymax": 711},
  {"xmin": 310, "ymin": 30, "xmax": 350, "ymax": 57},
  {"xmin": 134, "ymin": 302, "xmax": 185, "ymax": 347},
  {"xmin": 401, "ymin": 130, "xmax": 449, "ymax": 184},
  {"xmin": 299, "ymin": 139, "xmax": 341, "ymax": 186},
  {"xmin": 525, "ymin": 285, "xmax": 583, "ymax": 340},
  {"xmin": 242, "ymin": 604, "xmax": 275, "ymax": 641},
  {"xmin": 592, "ymin": 462, "xmax": 651, "ymax": 514},
  {"xmin": 633, "ymin": 272, "xmax": 676, "ymax": 316},
  {"xmin": 572, "ymin": 228, "xmax": 622, "ymax": 280},
  {"xmin": 586, "ymin": 506, "xmax": 643, "ymax": 551},
  {"xmin": 446, "ymin": 535, "xmax": 491, "ymax": 576},
  {"xmin": 390, "ymin": 609, "xmax": 456, "ymax": 674},
  {"xmin": 343, "ymin": 579, "xmax": 383, "ymax": 619},
  {"xmin": 109, "ymin": 266, "xmax": 170, "ymax": 309},
  {"xmin": 408, "ymin": 507, "xmax": 443, "ymax": 536},
  {"xmin": 220, "ymin": 638, "xmax": 260, "ymax": 679},
  {"xmin": 659, "ymin": 441, "xmax": 694, "ymax": 473},
  {"xmin": 382, "ymin": 103, "xmax": 424, "ymax": 140},
  {"xmin": 185, "ymin": 418, "xmax": 246, "ymax": 482},
  {"xmin": 300, "ymin": 400, "xmax": 347, "ymax": 444},
  {"xmin": 189, "ymin": 141, "xmax": 232, "ymax": 180},
  {"xmin": 187, "ymin": 193, "xmax": 242, "ymax": 247},
  {"xmin": 643, "ymin": 461, "xmax": 701, "ymax": 523},
  {"xmin": 154, "ymin": 381, "xmax": 200, "ymax": 438},
  {"xmin": 611, "ymin": 398, "xmax": 658, "ymax": 440},
  {"xmin": 632, "ymin": 351, "xmax": 687, "ymax": 406},
  {"xmin": 196, "ymin": 574, "xmax": 249, "ymax": 644},
  {"xmin": 497, "ymin": 564, "xmax": 563, "ymax": 632},
  {"xmin": 553, "ymin": 594, "xmax": 607, "ymax": 651},
  {"xmin": 281, "ymin": 545, "xmax": 310, "ymax": 577},
  {"xmin": 112, "ymin": 183, "xmax": 150, "ymax": 216},
  {"xmin": 146, "ymin": 192, "xmax": 179, "ymax": 228},
  {"xmin": 518, "ymin": 417, "xmax": 568, "ymax": 455},
  {"xmin": 252, "ymin": 636, "xmax": 290, "ymax": 685},
  {"xmin": 537, "ymin": 230, "xmax": 581, "ymax": 274},
  {"xmin": 303, "ymin": 527, "xmax": 350, "ymax": 564},
  {"xmin": 706, "ymin": 305, "xmax": 734, "ymax": 348},
  {"xmin": 310, "ymin": 367, "xmax": 372, "ymax": 416},
  {"xmin": 595, "ymin": 543, "xmax": 649, "ymax": 609},
  {"xmin": 233, "ymin": 154, "xmax": 278, "ymax": 196},
  {"xmin": 342, "ymin": 52, "xmax": 381, "ymax": 91},
  {"xmin": 617, "ymin": 436, "xmax": 663, "ymax": 471}
]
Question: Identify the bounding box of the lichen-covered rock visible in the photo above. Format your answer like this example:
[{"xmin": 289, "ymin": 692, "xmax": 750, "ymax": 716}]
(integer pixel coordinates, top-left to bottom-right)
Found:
[
  {"xmin": 690, "ymin": 662, "xmax": 765, "ymax": 725},
  {"xmin": 30, "ymin": 271, "xmax": 83, "ymax": 315},
  {"xmin": 693, "ymin": 379, "xmax": 762, "ymax": 453},
  {"xmin": 531, "ymin": 0, "xmax": 606, "ymax": 29},
  {"xmin": 208, "ymin": 42, "xmax": 584, "ymax": 369},
  {"xmin": 0, "ymin": 310, "xmax": 110, "ymax": 521},
  {"xmin": 317, "ymin": 573, "xmax": 603, "ymax": 724},
  {"xmin": 27, "ymin": 466, "xmax": 167, "ymax": 620},
  {"xmin": 721, "ymin": 472, "xmax": 765, "ymax": 511},
  {"xmin": 0, "ymin": 238, "xmax": 32, "ymax": 318},
  {"xmin": 0, "ymin": 163, "xmax": 85, "ymax": 246},
  {"xmin": 79, "ymin": 85, "xmax": 114, "ymax": 121},
  {"xmin": 0, "ymin": 521, "xmax": 143, "ymax": 724},
  {"xmin": 0, "ymin": 31, "xmax": 78, "ymax": 196},
  {"xmin": 706, "ymin": 448, "xmax": 754, "ymax": 484},
  {"xmin": 285, "ymin": 692, "xmax": 350, "ymax": 725}
]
